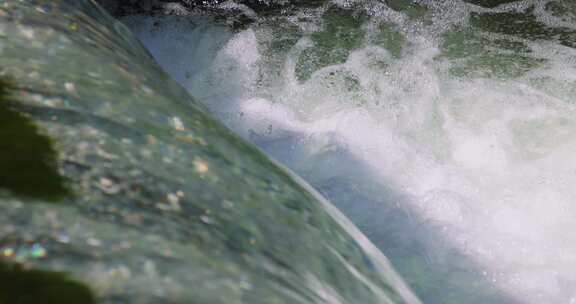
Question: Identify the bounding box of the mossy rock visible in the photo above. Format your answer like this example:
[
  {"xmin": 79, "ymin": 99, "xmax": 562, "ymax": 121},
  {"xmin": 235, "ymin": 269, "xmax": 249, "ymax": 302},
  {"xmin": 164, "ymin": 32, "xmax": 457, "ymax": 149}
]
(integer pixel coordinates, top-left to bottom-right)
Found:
[
  {"xmin": 470, "ymin": 6, "xmax": 576, "ymax": 48},
  {"xmin": 296, "ymin": 5, "xmax": 367, "ymax": 81}
]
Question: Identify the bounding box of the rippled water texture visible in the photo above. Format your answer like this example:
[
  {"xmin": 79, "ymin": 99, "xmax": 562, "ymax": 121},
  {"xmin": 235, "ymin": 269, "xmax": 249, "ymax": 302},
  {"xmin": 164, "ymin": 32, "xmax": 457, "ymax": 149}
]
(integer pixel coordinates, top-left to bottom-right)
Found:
[{"xmin": 123, "ymin": 1, "xmax": 576, "ymax": 302}]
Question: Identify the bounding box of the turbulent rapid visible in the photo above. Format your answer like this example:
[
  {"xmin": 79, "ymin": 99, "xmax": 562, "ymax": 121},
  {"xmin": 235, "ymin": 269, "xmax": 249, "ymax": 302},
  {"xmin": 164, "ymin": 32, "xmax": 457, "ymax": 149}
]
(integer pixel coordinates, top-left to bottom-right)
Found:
[{"xmin": 123, "ymin": 1, "xmax": 576, "ymax": 303}]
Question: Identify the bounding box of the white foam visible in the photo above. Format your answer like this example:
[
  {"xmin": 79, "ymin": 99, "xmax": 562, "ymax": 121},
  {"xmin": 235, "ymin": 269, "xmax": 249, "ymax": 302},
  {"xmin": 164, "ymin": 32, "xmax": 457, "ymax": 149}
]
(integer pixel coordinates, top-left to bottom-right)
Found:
[{"xmin": 124, "ymin": 3, "xmax": 576, "ymax": 302}]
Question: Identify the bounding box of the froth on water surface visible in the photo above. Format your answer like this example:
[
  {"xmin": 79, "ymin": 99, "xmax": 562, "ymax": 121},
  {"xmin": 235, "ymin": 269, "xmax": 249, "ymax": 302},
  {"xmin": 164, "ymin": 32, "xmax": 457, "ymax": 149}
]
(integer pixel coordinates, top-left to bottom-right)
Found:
[{"xmin": 122, "ymin": 1, "xmax": 576, "ymax": 303}]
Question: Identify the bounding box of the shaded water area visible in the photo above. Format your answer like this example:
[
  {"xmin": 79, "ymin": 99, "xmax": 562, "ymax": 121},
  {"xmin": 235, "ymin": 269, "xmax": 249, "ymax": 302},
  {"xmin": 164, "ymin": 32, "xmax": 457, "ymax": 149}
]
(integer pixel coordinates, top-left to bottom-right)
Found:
[
  {"xmin": 0, "ymin": 78, "xmax": 71, "ymax": 201},
  {"xmin": 122, "ymin": 0, "xmax": 576, "ymax": 303},
  {"xmin": 0, "ymin": 77, "xmax": 92, "ymax": 304}
]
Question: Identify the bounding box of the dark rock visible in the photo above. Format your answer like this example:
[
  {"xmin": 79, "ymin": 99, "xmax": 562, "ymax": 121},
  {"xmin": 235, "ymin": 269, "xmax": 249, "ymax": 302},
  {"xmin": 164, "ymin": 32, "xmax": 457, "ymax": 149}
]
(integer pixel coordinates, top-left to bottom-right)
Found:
[
  {"xmin": 463, "ymin": 0, "xmax": 519, "ymax": 8},
  {"xmin": 96, "ymin": 0, "xmax": 326, "ymax": 17}
]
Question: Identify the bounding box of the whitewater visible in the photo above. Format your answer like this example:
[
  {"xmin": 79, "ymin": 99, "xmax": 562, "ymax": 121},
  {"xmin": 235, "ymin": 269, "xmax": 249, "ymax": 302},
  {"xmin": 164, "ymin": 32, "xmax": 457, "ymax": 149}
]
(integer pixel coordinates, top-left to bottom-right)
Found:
[{"xmin": 123, "ymin": 1, "xmax": 576, "ymax": 303}]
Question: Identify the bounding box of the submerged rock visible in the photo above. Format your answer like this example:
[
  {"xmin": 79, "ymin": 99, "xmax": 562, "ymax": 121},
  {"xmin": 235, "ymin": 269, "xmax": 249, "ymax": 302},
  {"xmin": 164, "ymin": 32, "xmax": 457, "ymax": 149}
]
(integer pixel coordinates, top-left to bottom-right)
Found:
[
  {"xmin": 97, "ymin": 0, "xmax": 330, "ymax": 30},
  {"xmin": 0, "ymin": 1, "xmax": 420, "ymax": 303}
]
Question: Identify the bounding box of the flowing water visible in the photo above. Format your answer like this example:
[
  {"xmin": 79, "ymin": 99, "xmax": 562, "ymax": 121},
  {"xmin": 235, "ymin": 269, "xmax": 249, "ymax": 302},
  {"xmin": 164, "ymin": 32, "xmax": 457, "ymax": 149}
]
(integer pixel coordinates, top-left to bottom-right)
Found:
[{"xmin": 123, "ymin": 1, "xmax": 576, "ymax": 302}]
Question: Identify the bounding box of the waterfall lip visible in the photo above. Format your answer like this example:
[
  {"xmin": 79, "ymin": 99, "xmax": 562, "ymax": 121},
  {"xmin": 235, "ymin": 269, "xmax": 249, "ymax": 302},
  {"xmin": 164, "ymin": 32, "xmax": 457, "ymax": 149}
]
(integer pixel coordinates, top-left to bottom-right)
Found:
[{"xmin": 268, "ymin": 156, "xmax": 424, "ymax": 304}]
